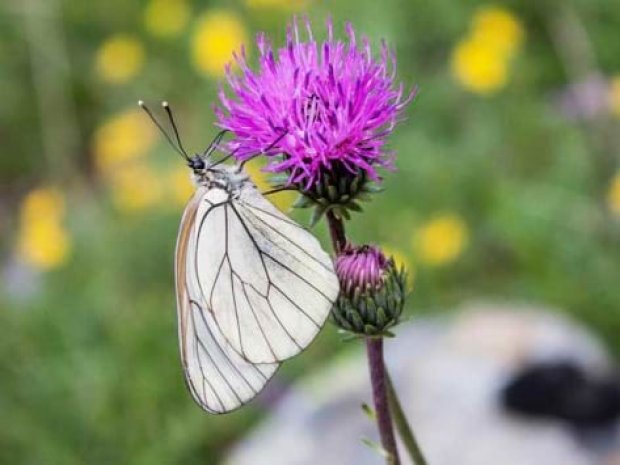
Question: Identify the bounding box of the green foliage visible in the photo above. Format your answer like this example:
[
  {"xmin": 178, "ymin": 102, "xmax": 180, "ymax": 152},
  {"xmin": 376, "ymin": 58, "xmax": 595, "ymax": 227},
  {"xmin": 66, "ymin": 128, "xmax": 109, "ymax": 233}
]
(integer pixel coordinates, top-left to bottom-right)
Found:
[{"xmin": 1, "ymin": 0, "xmax": 620, "ymax": 463}]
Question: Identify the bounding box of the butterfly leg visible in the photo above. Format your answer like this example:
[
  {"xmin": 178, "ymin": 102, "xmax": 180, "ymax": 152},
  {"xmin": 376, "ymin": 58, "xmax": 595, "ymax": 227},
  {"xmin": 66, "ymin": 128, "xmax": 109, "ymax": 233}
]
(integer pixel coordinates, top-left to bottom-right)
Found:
[
  {"xmin": 202, "ymin": 130, "xmax": 229, "ymax": 160},
  {"xmin": 261, "ymin": 186, "xmax": 297, "ymax": 197},
  {"xmin": 238, "ymin": 130, "xmax": 288, "ymax": 171}
]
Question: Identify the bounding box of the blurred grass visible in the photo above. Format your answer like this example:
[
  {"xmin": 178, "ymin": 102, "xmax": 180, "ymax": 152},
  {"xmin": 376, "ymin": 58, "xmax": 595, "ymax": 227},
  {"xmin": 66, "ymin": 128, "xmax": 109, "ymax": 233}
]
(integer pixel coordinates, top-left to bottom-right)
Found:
[{"xmin": 1, "ymin": 0, "xmax": 620, "ymax": 463}]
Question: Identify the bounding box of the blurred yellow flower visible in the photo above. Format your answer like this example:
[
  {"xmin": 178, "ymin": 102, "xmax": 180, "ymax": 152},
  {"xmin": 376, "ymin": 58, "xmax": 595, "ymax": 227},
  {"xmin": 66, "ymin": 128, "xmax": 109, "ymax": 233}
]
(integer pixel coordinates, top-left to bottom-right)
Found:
[
  {"xmin": 17, "ymin": 187, "xmax": 71, "ymax": 270},
  {"xmin": 608, "ymin": 173, "xmax": 620, "ymax": 215},
  {"xmin": 19, "ymin": 222, "xmax": 71, "ymax": 271},
  {"xmin": 244, "ymin": 158, "xmax": 296, "ymax": 212},
  {"xmin": 144, "ymin": 0, "xmax": 190, "ymax": 38},
  {"xmin": 20, "ymin": 186, "xmax": 65, "ymax": 224},
  {"xmin": 451, "ymin": 6, "xmax": 524, "ymax": 95},
  {"xmin": 244, "ymin": 158, "xmax": 270, "ymax": 191},
  {"xmin": 245, "ymin": 0, "xmax": 307, "ymax": 9},
  {"xmin": 609, "ymin": 76, "xmax": 620, "ymax": 118},
  {"xmin": 93, "ymin": 109, "xmax": 157, "ymax": 175},
  {"xmin": 167, "ymin": 165, "xmax": 195, "ymax": 206},
  {"xmin": 414, "ymin": 214, "xmax": 468, "ymax": 266},
  {"xmin": 381, "ymin": 244, "xmax": 415, "ymax": 290},
  {"xmin": 95, "ymin": 34, "xmax": 145, "ymax": 84},
  {"xmin": 191, "ymin": 10, "xmax": 248, "ymax": 77},
  {"xmin": 451, "ymin": 37, "xmax": 508, "ymax": 95},
  {"xmin": 109, "ymin": 162, "xmax": 163, "ymax": 213},
  {"xmin": 471, "ymin": 6, "xmax": 524, "ymax": 56}
]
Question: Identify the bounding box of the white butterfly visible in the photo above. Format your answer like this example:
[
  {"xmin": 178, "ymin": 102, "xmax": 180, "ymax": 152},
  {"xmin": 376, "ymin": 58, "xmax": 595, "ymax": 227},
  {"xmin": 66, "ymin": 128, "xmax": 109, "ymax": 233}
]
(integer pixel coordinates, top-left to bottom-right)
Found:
[{"xmin": 141, "ymin": 101, "xmax": 340, "ymax": 413}]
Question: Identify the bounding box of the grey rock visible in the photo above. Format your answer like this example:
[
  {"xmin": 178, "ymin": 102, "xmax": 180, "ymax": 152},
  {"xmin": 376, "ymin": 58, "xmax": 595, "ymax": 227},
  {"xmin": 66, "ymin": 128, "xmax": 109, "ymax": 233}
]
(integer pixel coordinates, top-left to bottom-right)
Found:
[{"xmin": 228, "ymin": 302, "xmax": 618, "ymax": 465}]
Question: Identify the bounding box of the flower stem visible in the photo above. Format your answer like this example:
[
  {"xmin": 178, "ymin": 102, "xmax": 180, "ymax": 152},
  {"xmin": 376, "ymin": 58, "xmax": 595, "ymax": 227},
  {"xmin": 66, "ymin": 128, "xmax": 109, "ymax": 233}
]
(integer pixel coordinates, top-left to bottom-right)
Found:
[
  {"xmin": 325, "ymin": 210, "xmax": 347, "ymax": 253},
  {"xmin": 366, "ymin": 338, "xmax": 401, "ymax": 465},
  {"xmin": 325, "ymin": 210, "xmax": 400, "ymax": 465},
  {"xmin": 386, "ymin": 372, "xmax": 428, "ymax": 465}
]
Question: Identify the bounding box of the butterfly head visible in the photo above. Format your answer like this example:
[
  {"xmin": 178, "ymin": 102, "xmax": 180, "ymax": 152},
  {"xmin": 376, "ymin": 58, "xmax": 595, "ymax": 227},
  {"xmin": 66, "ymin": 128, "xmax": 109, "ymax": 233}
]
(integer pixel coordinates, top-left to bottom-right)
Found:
[
  {"xmin": 139, "ymin": 100, "xmax": 219, "ymax": 173},
  {"xmin": 189, "ymin": 155, "xmax": 249, "ymax": 192},
  {"xmin": 188, "ymin": 155, "xmax": 206, "ymax": 172},
  {"xmin": 138, "ymin": 101, "xmax": 246, "ymax": 189}
]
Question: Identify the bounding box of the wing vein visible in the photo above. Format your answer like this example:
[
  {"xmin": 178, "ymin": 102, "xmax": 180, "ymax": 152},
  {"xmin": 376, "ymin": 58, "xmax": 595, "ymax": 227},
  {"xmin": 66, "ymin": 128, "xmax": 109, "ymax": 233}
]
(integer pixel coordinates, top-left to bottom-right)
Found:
[
  {"xmin": 232, "ymin": 204, "xmax": 334, "ymax": 303},
  {"xmin": 190, "ymin": 298, "xmax": 261, "ymax": 393},
  {"xmin": 241, "ymin": 201, "xmax": 305, "ymax": 229},
  {"xmin": 265, "ymin": 285, "xmax": 304, "ymax": 350},
  {"xmin": 238, "ymin": 204, "xmax": 333, "ymax": 273},
  {"xmin": 229, "ymin": 204, "xmax": 305, "ymax": 350},
  {"xmin": 270, "ymin": 282, "xmax": 322, "ymax": 328},
  {"xmin": 228, "ymin": 202, "xmax": 332, "ymax": 360},
  {"xmin": 239, "ymin": 281, "xmax": 279, "ymax": 361},
  {"xmin": 224, "ymin": 205, "xmax": 245, "ymax": 359},
  {"xmin": 190, "ymin": 301, "xmax": 244, "ymax": 405},
  {"xmin": 190, "ymin": 307, "xmax": 225, "ymax": 411},
  {"xmin": 207, "ymin": 255, "xmax": 226, "ymax": 310},
  {"xmin": 262, "ymin": 251, "xmax": 335, "ymax": 303}
]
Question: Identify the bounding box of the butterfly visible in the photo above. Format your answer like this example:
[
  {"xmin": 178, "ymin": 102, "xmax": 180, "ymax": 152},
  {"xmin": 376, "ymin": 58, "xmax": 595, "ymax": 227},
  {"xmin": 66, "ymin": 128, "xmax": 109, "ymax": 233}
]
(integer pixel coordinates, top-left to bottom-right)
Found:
[{"xmin": 139, "ymin": 101, "xmax": 340, "ymax": 413}]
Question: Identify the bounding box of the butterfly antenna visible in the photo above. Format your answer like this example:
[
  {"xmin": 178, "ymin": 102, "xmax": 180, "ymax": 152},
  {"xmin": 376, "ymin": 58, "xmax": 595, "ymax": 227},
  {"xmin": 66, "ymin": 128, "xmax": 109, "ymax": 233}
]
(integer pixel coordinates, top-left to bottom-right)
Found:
[
  {"xmin": 138, "ymin": 100, "xmax": 189, "ymax": 161},
  {"xmin": 162, "ymin": 101, "xmax": 190, "ymax": 160}
]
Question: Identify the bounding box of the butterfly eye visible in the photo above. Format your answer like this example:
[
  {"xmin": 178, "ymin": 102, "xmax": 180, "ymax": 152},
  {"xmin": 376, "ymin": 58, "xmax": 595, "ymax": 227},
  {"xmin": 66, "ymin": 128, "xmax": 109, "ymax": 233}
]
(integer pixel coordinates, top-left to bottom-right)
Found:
[{"xmin": 190, "ymin": 157, "xmax": 205, "ymax": 171}]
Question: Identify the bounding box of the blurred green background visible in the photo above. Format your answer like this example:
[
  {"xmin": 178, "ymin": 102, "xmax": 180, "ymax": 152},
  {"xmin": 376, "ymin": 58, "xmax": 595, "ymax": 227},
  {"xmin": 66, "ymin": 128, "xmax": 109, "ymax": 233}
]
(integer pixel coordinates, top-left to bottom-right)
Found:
[{"xmin": 1, "ymin": 0, "xmax": 620, "ymax": 463}]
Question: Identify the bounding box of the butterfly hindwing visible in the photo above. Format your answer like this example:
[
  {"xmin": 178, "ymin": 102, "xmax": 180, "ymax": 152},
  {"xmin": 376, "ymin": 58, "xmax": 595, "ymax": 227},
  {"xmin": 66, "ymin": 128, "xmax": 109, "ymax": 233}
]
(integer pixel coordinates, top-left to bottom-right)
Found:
[{"xmin": 175, "ymin": 187, "xmax": 279, "ymax": 414}]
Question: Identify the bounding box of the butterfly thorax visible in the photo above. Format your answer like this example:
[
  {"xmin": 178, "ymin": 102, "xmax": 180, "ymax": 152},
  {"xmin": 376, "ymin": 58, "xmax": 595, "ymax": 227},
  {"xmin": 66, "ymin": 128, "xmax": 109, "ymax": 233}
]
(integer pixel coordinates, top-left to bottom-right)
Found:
[{"xmin": 192, "ymin": 163, "xmax": 250, "ymax": 194}]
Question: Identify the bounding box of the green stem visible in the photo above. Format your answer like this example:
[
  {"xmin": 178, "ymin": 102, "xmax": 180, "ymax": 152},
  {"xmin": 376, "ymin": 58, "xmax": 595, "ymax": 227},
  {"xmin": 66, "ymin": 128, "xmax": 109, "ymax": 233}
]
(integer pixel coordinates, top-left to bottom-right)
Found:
[
  {"xmin": 386, "ymin": 372, "xmax": 429, "ymax": 465},
  {"xmin": 325, "ymin": 211, "xmax": 400, "ymax": 465}
]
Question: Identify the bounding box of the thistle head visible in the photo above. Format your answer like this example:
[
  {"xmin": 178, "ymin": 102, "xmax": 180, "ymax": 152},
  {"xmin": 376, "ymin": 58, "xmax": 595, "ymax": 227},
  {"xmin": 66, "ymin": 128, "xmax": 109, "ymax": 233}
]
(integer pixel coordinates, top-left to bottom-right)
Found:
[
  {"xmin": 216, "ymin": 17, "xmax": 414, "ymax": 221},
  {"xmin": 336, "ymin": 244, "xmax": 389, "ymax": 294},
  {"xmin": 333, "ymin": 244, "xmax": 408, "ymax": 337}
]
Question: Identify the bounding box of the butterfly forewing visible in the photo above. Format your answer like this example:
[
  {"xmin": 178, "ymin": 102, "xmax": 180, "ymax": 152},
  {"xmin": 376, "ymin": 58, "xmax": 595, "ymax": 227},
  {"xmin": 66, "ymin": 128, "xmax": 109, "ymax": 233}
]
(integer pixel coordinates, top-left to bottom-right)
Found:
[
  {"xmin": 234, "ymin": 185, "xmax": 340, "ymax": 355},
  {"xmin": 175, "ymin": 187, "xmax": 279, "ymax": 414},
  {"xmin": 189, "ymin": 181, "xmax": 339, "ymax": 366}
]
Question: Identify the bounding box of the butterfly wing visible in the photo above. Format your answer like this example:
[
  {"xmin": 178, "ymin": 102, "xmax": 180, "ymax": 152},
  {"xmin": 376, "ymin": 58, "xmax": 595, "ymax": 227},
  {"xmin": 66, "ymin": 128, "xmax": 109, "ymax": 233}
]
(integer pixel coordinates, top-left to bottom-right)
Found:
[
  {"xmin": 191, "ymin": 181, "xmax": 340, "ymax": 365},
  {"xmin": 175, "ymin": 187, "xmax": 279, "ymax": 414}
]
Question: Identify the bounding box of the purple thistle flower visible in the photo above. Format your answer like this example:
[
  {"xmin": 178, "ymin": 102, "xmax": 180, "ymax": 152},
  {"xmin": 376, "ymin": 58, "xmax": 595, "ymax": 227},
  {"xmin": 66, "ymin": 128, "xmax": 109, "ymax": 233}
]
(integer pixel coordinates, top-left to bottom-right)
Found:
[
  {"xmin": 335, "ymin": 244, "xmax": 389, "ymax": 294},
  {"xmin": 216, "ymin": 17, "xmax": 414, "ymax": 189}
]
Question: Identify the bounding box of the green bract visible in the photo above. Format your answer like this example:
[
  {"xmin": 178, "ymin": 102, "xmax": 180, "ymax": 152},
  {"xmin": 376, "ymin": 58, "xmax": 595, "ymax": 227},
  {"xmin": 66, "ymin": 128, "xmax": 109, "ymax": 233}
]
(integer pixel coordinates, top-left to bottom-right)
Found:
[{"xmin": 332, "ymin": 259, "xmax": 407, "ymax": 337}]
